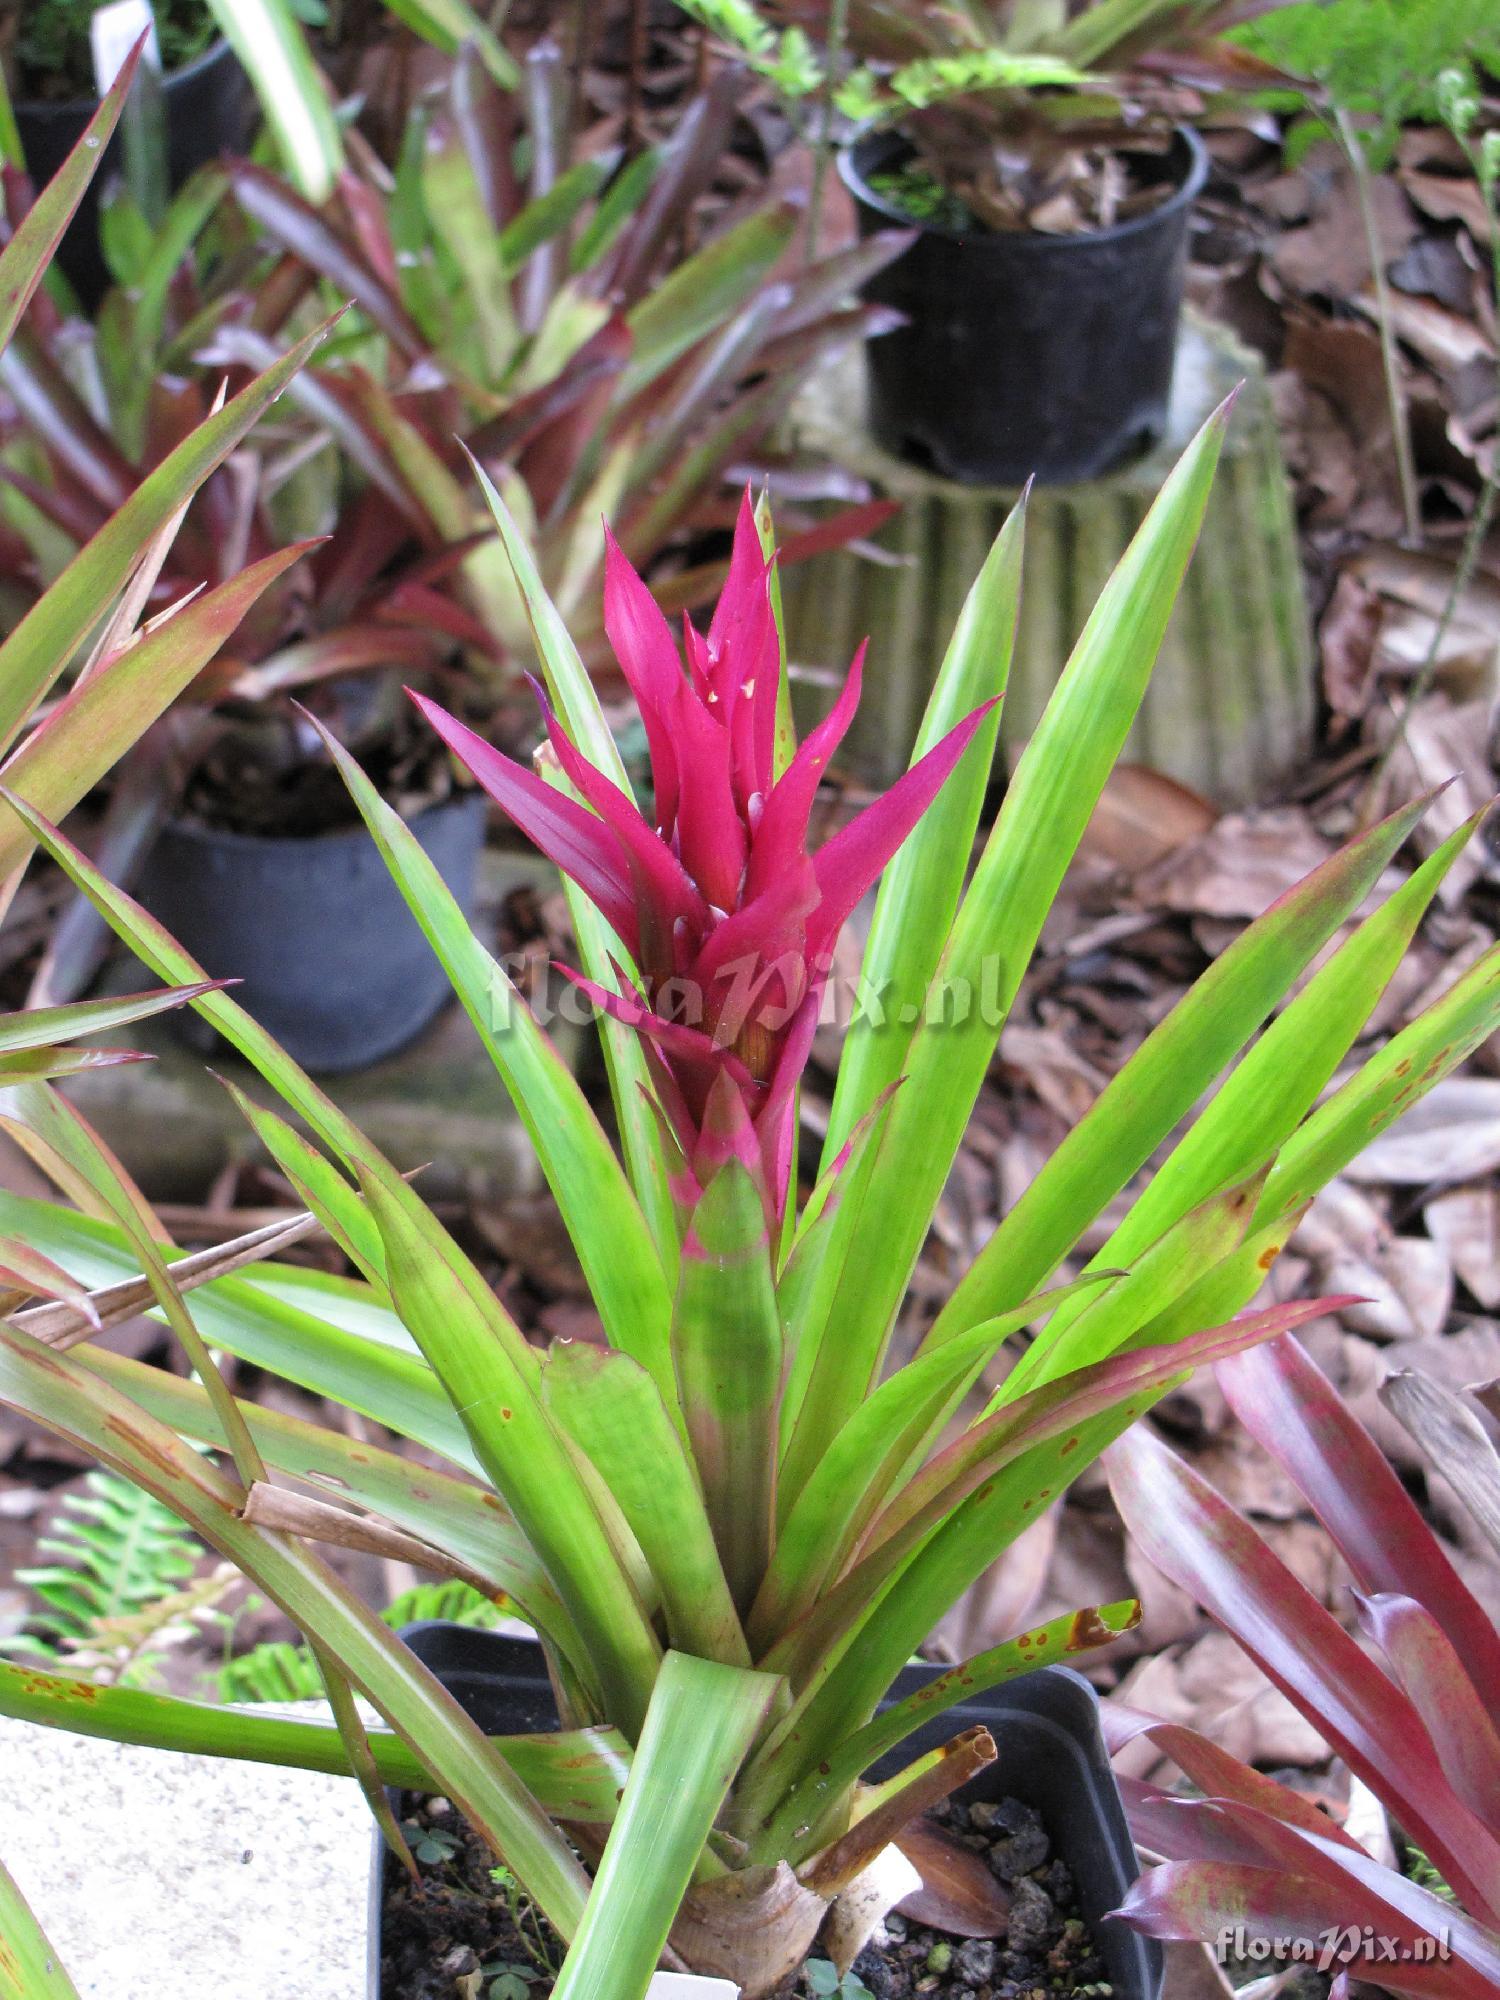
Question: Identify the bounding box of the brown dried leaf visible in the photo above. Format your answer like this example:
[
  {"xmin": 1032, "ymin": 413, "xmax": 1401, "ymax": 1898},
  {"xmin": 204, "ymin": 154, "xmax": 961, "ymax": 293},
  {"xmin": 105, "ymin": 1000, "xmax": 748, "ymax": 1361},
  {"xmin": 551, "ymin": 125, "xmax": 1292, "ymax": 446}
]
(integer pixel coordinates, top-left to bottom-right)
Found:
[
  {"xmin": 1269, "ymin": 169, "xmax": 1416, "ymax": 302},
  {"xmin": 1111, "ymin": 1632, "xmax": 1331, "ymax": 1779},
  {"xmin": 1352, "ymin": 287, "xmax": 1494, "ymax": 374},
  {"xmin": 1144, "ymin": 808, "xmax": 1333, "ymax": 922},
  {"xmin": 1424, "ymin": 1183, "xmax": 1500, "ymax": 1310},
  {"xmin": 1398, "ymin": 167, "xmax": 1495, "ymax": 245},
  {"xmin": 1078, "ymin": 764, "xmax": 1218, "ymax": 871},
  {"xmin": 1296, "ymin": 1182, "xmax": 1453, "ymax": 1341},
  {"xmin": 1319, "ymin": 567, "xmax": 1384, "ymax": 718},
  {"xmin": 1343, "ymin": 1077, "xmax": 1500, "ymax": 1186},
  {"xmin": 1352, "ymin": 546, "xmax": 1500, "ymax": 699},
  {"xmin": 894, "ymin": 1819, "xmax": 1013, "ymax": 1939},
  {"xmin": 1380, "ymin": 1368, "xmax": 1500, "ymax": 1563}
]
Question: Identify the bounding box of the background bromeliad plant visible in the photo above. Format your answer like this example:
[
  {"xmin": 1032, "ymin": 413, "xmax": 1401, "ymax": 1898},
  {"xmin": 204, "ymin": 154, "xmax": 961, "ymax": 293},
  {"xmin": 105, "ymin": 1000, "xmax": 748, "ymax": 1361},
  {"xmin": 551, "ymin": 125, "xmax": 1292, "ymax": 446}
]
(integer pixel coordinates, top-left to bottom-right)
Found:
[
  {"xmin": 0, "ymin": 333, "xmax": 1497, "ymax": 1991},
  {"xmin": 0, "ymin": 31, "xmax": 907, "ymax": 1008},
  {"xmin": 1105, "ymin": 1335, "xmax": 1500, "ymax": 1995},
  {"xmin": 671, "ymin": 0, "xmax": 1294, "ymax": 233}
]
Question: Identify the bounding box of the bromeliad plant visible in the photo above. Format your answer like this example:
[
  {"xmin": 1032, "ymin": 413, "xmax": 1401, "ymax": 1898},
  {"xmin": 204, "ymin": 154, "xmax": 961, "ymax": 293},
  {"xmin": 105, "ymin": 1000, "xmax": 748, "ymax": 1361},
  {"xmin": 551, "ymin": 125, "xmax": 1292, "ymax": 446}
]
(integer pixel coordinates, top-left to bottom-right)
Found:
[
  {"xmin": 675, "ymin": 0, "xmax": 1293, "ymax": 230},
  {"xmin": 1105, "ymin": 1338, "xmax": 1500, "ymax": 1995},
  {"xmin": 0, "ymin": 42, "xmax": 334, "ymax": 1013},
  {"xmin": 208, "ymin": 38, "xmax": 909, "ymax": 652},
  {"xmin": 1, "ymin": 36, "xmax": 903, "ymax": 996},
  {"xmin": 1, "ymin": 390, "xmax": 1499, "ymax": 1997}
]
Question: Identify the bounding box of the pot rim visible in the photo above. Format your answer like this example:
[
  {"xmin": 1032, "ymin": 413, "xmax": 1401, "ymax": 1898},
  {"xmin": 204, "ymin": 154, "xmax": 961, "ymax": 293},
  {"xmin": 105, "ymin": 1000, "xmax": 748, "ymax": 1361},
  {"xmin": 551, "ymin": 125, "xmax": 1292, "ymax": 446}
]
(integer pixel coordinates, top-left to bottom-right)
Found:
[
  {"xmin": 15, "ymin": 32, "xmax": 234, "ymax": 122},
  {"xmin": 371, "ymin": 1624, "xmax": 1162, "ymax": 2000},
  {"xmin": 158, "ymin": 785, "xmax": 485, "ymax": 858},
  {"xmin": 839, "ymin": 120, "xmax": 1209, "ymax": 252}
]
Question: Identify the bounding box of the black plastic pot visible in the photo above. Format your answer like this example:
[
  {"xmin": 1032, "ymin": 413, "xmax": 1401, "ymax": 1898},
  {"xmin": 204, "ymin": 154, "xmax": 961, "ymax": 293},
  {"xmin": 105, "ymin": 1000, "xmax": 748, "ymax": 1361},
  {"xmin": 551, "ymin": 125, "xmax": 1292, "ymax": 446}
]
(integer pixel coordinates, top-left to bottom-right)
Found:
[
  {"xmin": 840, "ymin": 125, "xmax": 1208, "ymax": 485},
  {"xmin": 369, "ymin": 1623, "xmax": 1162, "ymax": 1999},
  {"xmin": 15, "ymin": 38, "xmax": 254, "ymax": 309},
  {"xmin": 137, "ymin": 793, "xmax": 487, "ymax": 1075}
]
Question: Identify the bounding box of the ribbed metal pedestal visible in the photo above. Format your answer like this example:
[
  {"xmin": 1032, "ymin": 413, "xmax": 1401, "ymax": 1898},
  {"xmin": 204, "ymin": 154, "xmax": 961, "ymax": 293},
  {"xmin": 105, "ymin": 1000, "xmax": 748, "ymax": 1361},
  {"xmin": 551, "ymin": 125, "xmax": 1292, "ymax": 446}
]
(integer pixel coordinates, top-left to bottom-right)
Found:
[{"xmin": 780, "ymin": 315, "xmax": 1312, "ymax": 805}]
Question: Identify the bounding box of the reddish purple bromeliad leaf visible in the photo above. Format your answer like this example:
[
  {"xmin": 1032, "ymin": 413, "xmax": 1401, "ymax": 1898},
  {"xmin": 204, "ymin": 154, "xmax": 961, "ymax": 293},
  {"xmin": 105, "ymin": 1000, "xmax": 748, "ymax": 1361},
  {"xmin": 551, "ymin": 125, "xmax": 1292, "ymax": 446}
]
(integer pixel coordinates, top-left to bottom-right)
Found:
[{"xmin": 412, "ymin": 493, "xmax": 996, "ymax": 1214}]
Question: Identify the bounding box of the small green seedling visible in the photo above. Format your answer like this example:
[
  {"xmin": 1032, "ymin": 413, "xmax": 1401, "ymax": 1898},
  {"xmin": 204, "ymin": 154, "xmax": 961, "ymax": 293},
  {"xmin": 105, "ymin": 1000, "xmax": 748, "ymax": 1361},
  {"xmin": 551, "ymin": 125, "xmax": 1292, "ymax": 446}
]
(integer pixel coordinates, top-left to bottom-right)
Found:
[
  {"xmin": 805, "ymin": 1960, "xmax": 875, "ymax": 1999},
  {"xmin": 402, "ymin": 1817, "xmax": 460, "ymax": 1867}
]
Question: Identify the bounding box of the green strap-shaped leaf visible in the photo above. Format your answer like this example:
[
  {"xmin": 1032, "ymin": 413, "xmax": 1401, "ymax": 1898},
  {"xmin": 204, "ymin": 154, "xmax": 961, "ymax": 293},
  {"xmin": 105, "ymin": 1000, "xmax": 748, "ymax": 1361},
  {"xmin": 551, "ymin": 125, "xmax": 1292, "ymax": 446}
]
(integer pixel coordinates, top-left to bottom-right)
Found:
[
  {"xmin": 466, "ymin": 457, "xmax": 676, "ymax": 1267},
  {"xmin": 0, "ymin": 321, "xmax": 337, "ymax": 754},
  {"xmin": 0, "ymin": 545, "xmax": 312, "ymax": 880},
  {"xmin": 78, "ymin": 1339, "xmax": 586, "ymax": 1669},
  {"xmin": 0, "ymin": 52, "xmax": 137, "ymax": 353},
  {"xmin": 0, "ymin": 1047, "xmax": 148, "ymax": 1085},
  {"xmin": 0, "ymin": 1320, "xmax": 593, "ymax": 1940},
  {"xmin": 0, "ymin": 1190, "xmax": 474, "ymax": 1468},
  {"xmin": 750, "ymin": 1272, "xmax": 1118, "ymax": 1653},
  {"xmin": 767, "ymin": 1197, "xmax": 1269, "ymax": 1701},
  {"xmin": 306, "ymin": 717, "xmax": 675, "ymax": 1392},
  {"xmin": 620, "ymin": 202, "xmax": 800, "ymax": 400},
  {"xmin": 773, "ymin": 933, "xmax": 1500, "ymax": 1777},
  {"xmin": 928, "ymin": 788, "xmax": 1448, "ymax": 1380},
  {"xmin": 0, "ymin": 1081, "xmax": 267, "ymax": 1484},
  {"xmin": 0, "ymin": 1656, "xmax": 632, "ymax": 1820},
  {"xmin": 779, "ymin": 403, "xmax": 1230, "ymax": 1501},
  {"xmin": 0, "ymin": 986, "xmax": 216, "ymax": 1057},
  {"xmin": 672, "ymin": 1162, "xmax": 785, "ymax": 1615},
  {"xmin": 203, "ymin": 0, "xmax": 343, "ymax": 202},
  {"xmin": 571, "ymin": 148, "xmax": 662, "ymax": 275},
  {"xmin": 1115, "ymin": 807, "xmax": 1486, "ymax": 1271},
  {"xmin": 751, "ymin": 1602, "xmax": 1139, "ymax": 1864},
  {"xmin": 0, "ymin": 1850, "xmax": 79, "ymax": 2000},
  {"xmin": 420, "ymin": 114, "xmax": 520, "ymax": 383},
  {"xmin": 777, "ymin": 1088, "xmax": 898, "ymax": 1406},
  {"xmin": 500, "ymin": 156, "xmax": 620, "ymax": 275},
  {"xmin": 221, "ymin": 1082, "xmax": 389, "ymax": 1289},
  {"xmin": 543, "ymin": 1342, "xmax": 749, "ymax": 1666},
  {"xmin": 821, "ymin": 498, "xmax": 1024, "ymax": 1168},
  {"xmin": 381, "ymin": 0, "xmax": 519, "ymax": 88},
  {"xmin": 973, "ymin": 1166, "xmax": 1269, "ymax": 1406},
  {"xmin": 1259, "ymin": 943, "xmax": 1500, "ymax": 1228},
  {"xmin": 1001, "ymin": 811, "xmax": 1483, "ymax": 1396},
  {"xmin": 549, "ymin": 1652, "xmax": 782, "ymax": 2000},
  {"xmin": 2, "ymin": 794, "xmax": 400, "ymax": 1180},
  {"xmin": 750, "ymin": 1291, "xmax": 1336, "ymax": 1813},
  {"xmin": 358, "ymin": 1163, "xmax": 663, "ymax": 1739}
]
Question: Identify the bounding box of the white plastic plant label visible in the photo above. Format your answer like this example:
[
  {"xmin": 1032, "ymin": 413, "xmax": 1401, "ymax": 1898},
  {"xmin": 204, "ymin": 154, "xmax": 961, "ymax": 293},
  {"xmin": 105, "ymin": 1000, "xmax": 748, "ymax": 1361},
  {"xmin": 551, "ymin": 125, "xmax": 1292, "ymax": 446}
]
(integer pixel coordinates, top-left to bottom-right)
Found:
[
  {"xmin": 646, "ymin": 1977, "xmax": 740, "ymax": 1999},
  {"xmin": 90, "ymin": 0, "xmax": 161, "ymax": 97}
]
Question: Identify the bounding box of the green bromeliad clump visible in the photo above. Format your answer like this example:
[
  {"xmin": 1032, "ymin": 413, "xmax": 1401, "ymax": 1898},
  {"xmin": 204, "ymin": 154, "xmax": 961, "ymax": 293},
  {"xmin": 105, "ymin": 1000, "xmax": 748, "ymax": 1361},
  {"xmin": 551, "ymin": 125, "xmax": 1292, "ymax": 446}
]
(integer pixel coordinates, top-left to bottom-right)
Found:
[{"xmin": 2, "ymin": 410, "xmax": 1496, "ymax": 1999}]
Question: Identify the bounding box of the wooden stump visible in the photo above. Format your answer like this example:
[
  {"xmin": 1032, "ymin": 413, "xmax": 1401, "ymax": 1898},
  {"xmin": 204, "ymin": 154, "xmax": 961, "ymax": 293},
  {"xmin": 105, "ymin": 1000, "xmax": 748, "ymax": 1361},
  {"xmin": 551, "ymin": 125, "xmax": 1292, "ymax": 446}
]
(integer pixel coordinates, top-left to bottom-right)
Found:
[{"xmin": 779, "ymin": 315, "xmax": 1312, "ymax": 806}]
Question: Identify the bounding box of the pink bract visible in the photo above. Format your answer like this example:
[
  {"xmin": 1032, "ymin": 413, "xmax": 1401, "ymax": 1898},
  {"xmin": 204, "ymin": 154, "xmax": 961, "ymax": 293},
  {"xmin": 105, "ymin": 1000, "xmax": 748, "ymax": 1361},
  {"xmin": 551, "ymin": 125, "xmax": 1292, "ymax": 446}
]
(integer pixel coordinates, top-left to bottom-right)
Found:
[{"xmin": 413, "ymin": 493, "xmax": 997, "ymax": 1213}]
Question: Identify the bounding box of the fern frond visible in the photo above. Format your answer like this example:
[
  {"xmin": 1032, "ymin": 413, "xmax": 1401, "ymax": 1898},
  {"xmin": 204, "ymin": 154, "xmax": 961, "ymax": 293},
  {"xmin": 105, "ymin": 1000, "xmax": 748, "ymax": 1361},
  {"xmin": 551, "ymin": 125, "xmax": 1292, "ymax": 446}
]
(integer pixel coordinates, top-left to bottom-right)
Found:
[
  {"xmin": 217, "ymin": 1639, "xmax": 328, "ymax": 1705},
  {"xmin": 215, "ymin": 1582, "xmax": 505, "ymax": 1704},
  {"xmin": 68, "ymin": 1565, "xmax": 240, "ymax": 1689},
  {"xmin": 14, "ymin": 1470, "xmax": 204, "ymax": 1649}
]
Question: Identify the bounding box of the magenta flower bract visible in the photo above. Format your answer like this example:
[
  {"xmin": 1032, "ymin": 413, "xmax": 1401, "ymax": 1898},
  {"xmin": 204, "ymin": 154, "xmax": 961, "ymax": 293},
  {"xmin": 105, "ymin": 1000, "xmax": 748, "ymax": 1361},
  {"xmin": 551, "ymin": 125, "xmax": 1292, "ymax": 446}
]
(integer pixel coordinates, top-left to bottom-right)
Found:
[{"xmin": 412, "ymin": 495, "xmax": 997, "ymax": 1216}]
